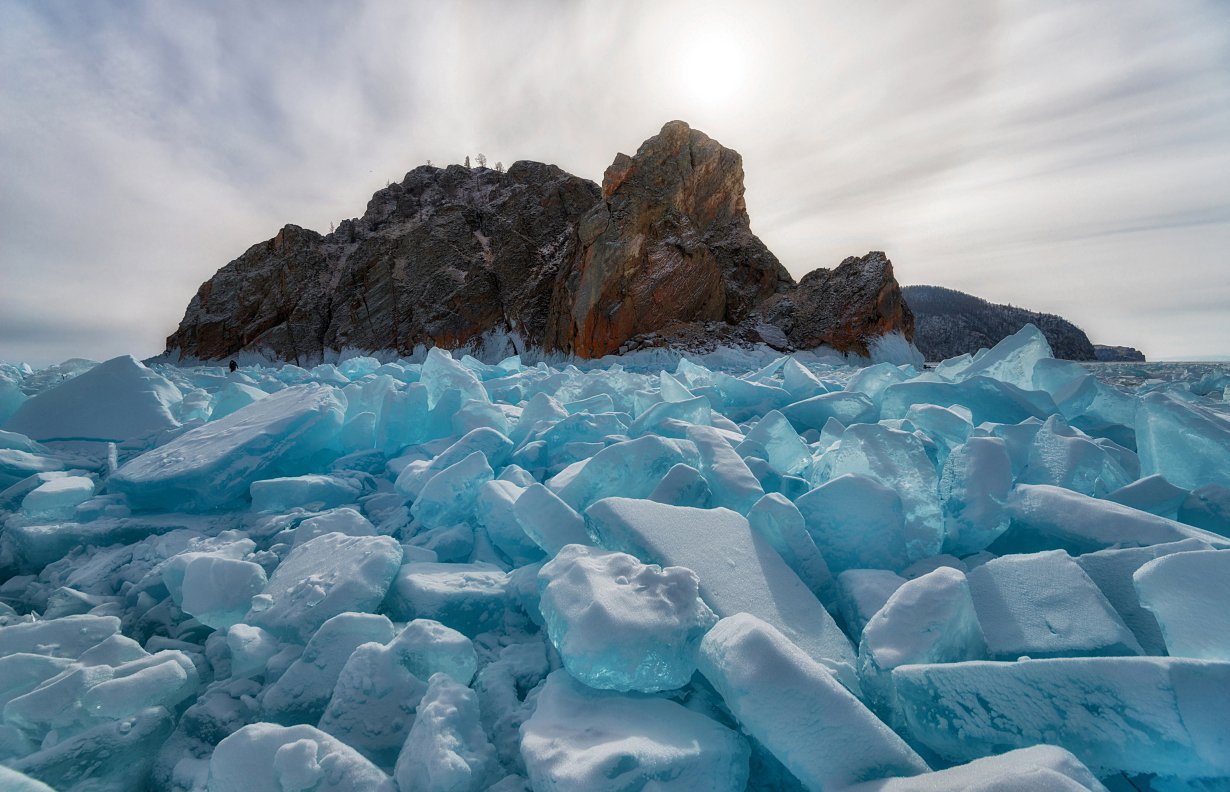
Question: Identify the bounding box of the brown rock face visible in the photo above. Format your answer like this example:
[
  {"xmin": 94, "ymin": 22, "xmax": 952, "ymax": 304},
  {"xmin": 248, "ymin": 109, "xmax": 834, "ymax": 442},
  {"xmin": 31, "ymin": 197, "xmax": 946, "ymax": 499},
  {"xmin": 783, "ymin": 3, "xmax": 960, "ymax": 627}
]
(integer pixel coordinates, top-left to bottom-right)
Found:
[
  {"xmin": 545, "ymin": 121, "xmax": 793, "ymax": 357},
  {"xmin": 760, "ymin": 251, "xmax": 915, "ymax": 357},
  {"xmin": 165, "ymin": 122, "xmax": 915, "ymax": 363}
]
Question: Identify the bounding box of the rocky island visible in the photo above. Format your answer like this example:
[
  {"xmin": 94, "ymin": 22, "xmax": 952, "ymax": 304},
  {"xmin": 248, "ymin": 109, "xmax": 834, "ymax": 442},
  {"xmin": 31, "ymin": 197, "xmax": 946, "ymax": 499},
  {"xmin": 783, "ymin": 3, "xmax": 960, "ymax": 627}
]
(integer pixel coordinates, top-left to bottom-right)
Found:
[{"xmin": 165, "ymin": 122, "xmax": 913, "ymax": 364}]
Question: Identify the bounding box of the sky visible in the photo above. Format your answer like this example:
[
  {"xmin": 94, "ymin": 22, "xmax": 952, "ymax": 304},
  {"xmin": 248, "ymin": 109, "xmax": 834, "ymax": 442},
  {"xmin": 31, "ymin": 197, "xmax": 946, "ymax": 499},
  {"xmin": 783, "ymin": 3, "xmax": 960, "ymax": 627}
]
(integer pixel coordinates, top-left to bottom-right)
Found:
[{"xmin": 1, "ymin": 0, "xmax": 1228, "ymax": 366}]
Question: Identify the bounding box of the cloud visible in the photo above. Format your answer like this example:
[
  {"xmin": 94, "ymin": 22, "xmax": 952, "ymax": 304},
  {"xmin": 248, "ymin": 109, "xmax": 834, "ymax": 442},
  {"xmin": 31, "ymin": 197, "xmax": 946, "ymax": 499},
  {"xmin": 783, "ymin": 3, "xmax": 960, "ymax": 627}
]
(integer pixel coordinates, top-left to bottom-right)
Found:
[{"xmin": 1, "ymin": 0, "xmax": 1228, "ymax": 365}]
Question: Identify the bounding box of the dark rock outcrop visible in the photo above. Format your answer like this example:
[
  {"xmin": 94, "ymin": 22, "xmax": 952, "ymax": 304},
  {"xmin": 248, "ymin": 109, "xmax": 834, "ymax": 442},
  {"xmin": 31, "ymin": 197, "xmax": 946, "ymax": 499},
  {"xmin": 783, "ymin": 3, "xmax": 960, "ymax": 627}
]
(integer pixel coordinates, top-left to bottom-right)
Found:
[
  {"xmin": 1094, "ymin": 345, "xmax": 1146, "ymax": 363},
  {"xmin": 167, "ymin": 163, "xmax": 600, "ymax": 363},
  {"xmin": 545, "ymin": 121, "xmax": 793, "ymax": 357},
  {"xmin": 759, "ymin": 252, "xmax": 914, "ymax": 357},
  {"xmin": 902, "ymin": 285, "xmax": 1097, "ymax": 362},
  {"xmin": 166, "ymin": 122, "xmax": 915, "ymax": 363}
]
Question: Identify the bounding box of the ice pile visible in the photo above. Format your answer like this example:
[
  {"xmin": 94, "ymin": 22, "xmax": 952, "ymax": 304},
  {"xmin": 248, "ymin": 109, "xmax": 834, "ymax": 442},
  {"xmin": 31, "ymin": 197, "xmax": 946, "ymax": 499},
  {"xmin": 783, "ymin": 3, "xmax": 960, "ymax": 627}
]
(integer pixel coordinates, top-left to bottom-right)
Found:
[{"xmin": 1, "ymin": 325, "xmax": 1229, "ymax": 791}]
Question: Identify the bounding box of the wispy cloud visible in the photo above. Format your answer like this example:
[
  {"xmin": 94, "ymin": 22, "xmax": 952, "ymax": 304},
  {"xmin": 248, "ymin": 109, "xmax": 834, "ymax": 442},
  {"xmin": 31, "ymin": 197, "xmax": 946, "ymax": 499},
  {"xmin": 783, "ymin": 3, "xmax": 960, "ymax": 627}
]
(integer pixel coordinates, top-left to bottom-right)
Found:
[{"xmin": 1, "ymin": 0, "xmax": 1227, "ymax": 364}]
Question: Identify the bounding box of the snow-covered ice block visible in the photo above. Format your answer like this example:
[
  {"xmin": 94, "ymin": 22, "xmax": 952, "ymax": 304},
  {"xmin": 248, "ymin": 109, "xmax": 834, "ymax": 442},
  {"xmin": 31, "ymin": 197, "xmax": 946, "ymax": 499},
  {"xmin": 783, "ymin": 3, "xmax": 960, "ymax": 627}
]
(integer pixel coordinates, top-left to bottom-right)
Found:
[
  {"xmin": 538, "ymin": 544, "xmax": 715, "ymax": 692},
  {"xmin": 0, "ymin": 614, "xmax": 120, "ymax": 659},
  {"xmin": 386, "ymin": 562, "xmax": 509, "ymax": 637},
  {"xmin": 394, "ymin": 428, "xmax": 513, "ymax": 499},
  {"xmin": 893, "ymin": 657, "xmax": 1230, "ymax": 778},
  {"xmin": 226, "ymin": 624, "xmax": 281, "ymax": 679},
  {"xmin": 394, "ymin": 672, "xmax": 495, "ymax": 792},
  {"xmin": 796, "ymin": 473, "xmax": 910, "ymax": 574},
  {"xmin": 0, "ymin": 766, "xmax": 56, "ymax": 792},
  {"xmin": 699, "ymin": 614, "xmax": 928, "ymax": 789},
  {"xmin": 179, "ymin": 555, "xmax": 267, "ymax": 630},
  {"xmin": 208, "ymin": 381, "xmax": 267, "ymax": 421},
  {"xmin": 20, "ymin": 476, "xmax": 94, "ymax": 520},
  {"xmin": 292, "ymin": 507, "xmax": 377, "ymax": 548},
  {"xmin": 550, "ymin": 435, "xmax": 699, "ymax": 512},
  {"xmin": 519, "ymin": 670, "xmax": 749, "ymax": 792},
  {"xmin": 1134, "ymin": 550, "xmax": 1230, "ymax": 660},
  {"xmin": 8, "ymin": 707, "xmax": 173, "ymax": 792},
  {"xmin": 858, "ymin": 567, "xmax": 986, "ymax": 722},
  {"xmin": 512, "ymin": 483, "xmax": 590, "ymax": 554},
  {"xmin": 318, "ymin": 637, "xmax": 429, "ymax": 767},
  {"xmin": 111, "ymin": 383, "xmax": 345, "ymax": 511},
  {"xmin": 208, "ymin": 722, "xmax": 394, "ymax": 792},
  {"xmin": 410, "ymin": 451, "xmax": 493, "ymax": 530},
  {"xmin": 999, "ymin": 484, "xmax": 1230, "ymax": 555},
  {"xmin": 1137, "ymin": 392, "xmax": 1230, "ymax": 490},
  {"xmin": 475, "ymin": 480, "xmax": 543, "ymax": 565},
  {"xmin": 746, "ymin": 493, "xmax": 835, "ymax": 603},
  {"xmin": 587, "ymin": 498, "xmax": 858, "ymax": 687},
  {"xmin": 685, "ymin": 424, "xmax": 764, "ymax": 514},
  {"xmin": 0, "ymin": 450, "xmax": 67, "ymax": 490},
  {"xmin": 247, "ymin": 532, "xmax": 402, "ymax": 643},
  {"xmin": 1076, "ymin": 540, "xmax": 1212, "ymax": 656},
  {"xmin": 938, "ymin": 436, "xmax": 1012, "ymax": 555},
  {"xmin": 968, "ymin": 550, "xmax": 1141, "ymax": 659},
  {"xmin": 388, "ymin": 619, "xmax": 478, "ymax": 686},
  {"xmin": 827, "ymin": 423, "xmax": 944, "ymax": 562},
  {"xmin": 249, "ymin": 474, "xmax": 370, "ymax": 513},
  {"xmin": 4, "ymin": 355, "xmax": 180, "ymax": 443},
  {"xmin": 836, "ymin": 569, "xmax": 906, "ymax": 637},
  {"xmin": 261, "ymin": 612, "xmax": 395, "ymax": 726},
  {"xmin": 842, "ymin": 745, "xmax": 1106, "ymax": 792}
]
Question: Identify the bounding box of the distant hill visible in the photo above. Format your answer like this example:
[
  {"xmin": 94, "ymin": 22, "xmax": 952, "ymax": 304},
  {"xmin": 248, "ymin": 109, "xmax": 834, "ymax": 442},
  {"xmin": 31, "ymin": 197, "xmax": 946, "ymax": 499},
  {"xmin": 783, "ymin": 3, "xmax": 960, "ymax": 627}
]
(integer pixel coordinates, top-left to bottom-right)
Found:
[{"xmin": 902, "ymin": 285, "xmax": 1097, "ymax": 362}]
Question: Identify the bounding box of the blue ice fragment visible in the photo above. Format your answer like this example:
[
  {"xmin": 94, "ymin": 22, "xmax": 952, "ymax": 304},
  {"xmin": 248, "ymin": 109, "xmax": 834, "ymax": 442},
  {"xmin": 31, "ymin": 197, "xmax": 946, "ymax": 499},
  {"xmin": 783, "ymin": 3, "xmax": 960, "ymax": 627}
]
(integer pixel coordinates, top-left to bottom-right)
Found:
[
  {"xmin": 394, "ymin": 672, "xmax": 495, "ymax": 792},
  {"xmin": 968, "ymin": 550, "xmax": 1142, "ymax": 659},
  {"xmin": 111, "ymin": 384, "xmax": 345, "ymax": 511},
  {"xmin": 685, "ymin": 425, "xmax": 765, "ymax": 514},
  {"xmin": 513, "ymin": 483, "xmax": 591, "ymax": 553},
  {"xmin": 385, "ymin": 562, "xmax": 509, "ymax": 636},
  {"xmin": 1137, "ymin": 392, "xmax": 1230, "ymax": 490},
  {"xmin": 548, "ymin": 435, "xmax": 699, "ymax": 512},
  {"xmin": 1106, "ymin": 473, "xmax": 1190, "ymax": 519},
  {"xmin": 647, "ymin": 463, "xmax": 713, "ymax": 507},
  {"xmin": 842, "ymin": 745, "xmax": 1104, "ymax": 792},
  {"xmin": 796, "ymin": 474, "xmax": 910, "ymax": 575},
  {"xmin": 411, "ymin": 451, "xmax": 494, "ymax": 529},
  {"xmin": 739, "ymin": 410, "xmax": 810, "ymax": 476},
  {"xmin": 249, "ymin": 473, "xmax": 372, "ymax": 514},
  {"xmin": 827, "ymin": 423, "xmax": 944, "ymax": 562},
  {"xmin": 782, "ymin": 391, "xmax": 876, "ymax": 433},
  {"xmin": 1180, "ymin": 483, "xmax": 1230, "ymax": 536},
  {"xmin": 1134, "ymin": 550, "xmax": 1230, "ymax": 660},
  {"xmin": 938, "ymin": 437, "xmax": 1013, "ymax": 555},
  {"xmin": 880, "ymin": 376, "xmax": 1054, "ymax": 426},
  {"xmin": 746, "ymin": 493, "xmax": 835, "ymax": 603},
  {"xmin": 538, "ymin": 544, "xmax": 715, "ymax": 692},
  {"xmin": 835, "ymin": 569, "xmax": 906, "ymax": 637},
  {"xmin": 420, "ymin": 347, "xmax": 486, "ymax": 409},
  {"xmin": 698, "ymin": 614, "xmax": 928, "ymax": 789},
  {"xmin": 1019, "ymin": 415, "xmax": 1135, "ymax": 497},
  {"xmin": 893, "ymin": 657, "xmax": 1230, "ymax": 779}
]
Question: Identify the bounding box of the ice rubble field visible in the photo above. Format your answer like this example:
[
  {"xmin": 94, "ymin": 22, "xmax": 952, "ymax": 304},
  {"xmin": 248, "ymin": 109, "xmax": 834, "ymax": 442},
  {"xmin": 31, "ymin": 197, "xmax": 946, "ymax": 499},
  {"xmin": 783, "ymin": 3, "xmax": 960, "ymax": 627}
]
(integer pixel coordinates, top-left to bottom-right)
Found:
[{"xmin": 0, "ymin": 326, "xmax": 1229, "ymax": 792}]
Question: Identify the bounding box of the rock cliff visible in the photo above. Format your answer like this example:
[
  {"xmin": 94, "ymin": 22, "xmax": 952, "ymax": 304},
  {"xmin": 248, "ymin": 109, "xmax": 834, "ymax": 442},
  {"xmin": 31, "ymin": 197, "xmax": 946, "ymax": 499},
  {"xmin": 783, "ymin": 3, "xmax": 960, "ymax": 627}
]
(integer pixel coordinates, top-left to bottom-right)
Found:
[{"xmin": 166, "ymin": 122, "xmax": 915, "ymax": 363}]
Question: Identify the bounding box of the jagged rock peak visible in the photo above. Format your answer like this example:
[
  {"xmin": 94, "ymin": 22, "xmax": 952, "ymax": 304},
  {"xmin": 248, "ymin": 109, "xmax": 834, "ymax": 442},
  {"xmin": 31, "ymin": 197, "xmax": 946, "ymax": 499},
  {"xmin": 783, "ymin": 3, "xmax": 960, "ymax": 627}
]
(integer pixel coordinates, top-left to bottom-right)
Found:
[{"xmin": 547, "ymin": 121, "xmax": 794, "ymax": 357}]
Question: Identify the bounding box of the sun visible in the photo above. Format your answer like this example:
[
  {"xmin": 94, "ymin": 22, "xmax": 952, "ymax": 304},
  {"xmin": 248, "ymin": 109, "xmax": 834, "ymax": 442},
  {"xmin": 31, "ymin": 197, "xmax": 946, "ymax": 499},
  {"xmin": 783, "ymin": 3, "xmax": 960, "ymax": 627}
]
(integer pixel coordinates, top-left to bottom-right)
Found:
[{"xmin": 673, "ymin": 28, "xmax": 751, "ymax": 111}]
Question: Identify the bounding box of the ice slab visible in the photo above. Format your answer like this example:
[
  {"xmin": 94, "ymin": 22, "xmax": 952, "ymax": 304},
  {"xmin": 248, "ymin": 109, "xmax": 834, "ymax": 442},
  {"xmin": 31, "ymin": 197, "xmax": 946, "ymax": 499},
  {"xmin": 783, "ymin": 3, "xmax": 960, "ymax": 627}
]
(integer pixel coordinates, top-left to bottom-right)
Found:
[
  {"xmin": 1076, "ymin": 540, "xmax": 1212, "ymax": 656},
  {"xmin": 519, "ymin": 670, "xmax": 749, "ymax": 792},
  {"xmin": 796, "ymin": 473, "xmax": 910, "ymax": 574},
  {"xmin": 1106, "ymin": 474, "xmax": 1190, "ymax": 519},
  {"xmin": 880, "ymin": 376, "xmax": 1053, "ymax": 426},
  {"xmin": 893, "ymin": 657, "xmax": 1230, "ymax": 779},
  {"xmin": 746, "ymin": 493, "xmax": 836, "ymax": 603},
  {"xmin": 1134, "ymin": 550, "xmax": 1230, "ymax": 660},
  {"xmin": 208, "ymin": 722, "xmax": 394, "ymax": 792},
  {"xmin": 782, "ymin": 390, "xmax": 876, "ymax": 432},
  {"xmin": 827, "ymin": 423, "xmax": 944, "ymax": 562},
  {"xmin": 953, "ymin": 323, "xmax": 1053, "ymax": 391},
  {"xmin": 998, "ymin": 484, "xmax": 1230, "ymax": 555},
  {"xmin": 4, "ymin": 355, "xmax": 180, "ymax": 443},
  {"xmin": 1019, "ymin": 415, "xmax": 1135, "ymax": 497},
  {"xmin": 512, "ymin": 483, "xmax": 590, "ymax": 554},
  {"xmin": 858, "ymin": 567, "xmax": 986, "ymax": 722},
  {"xmin": 836, "ymin": 569, "xmax": 907, "ymax": 637},
  {"xmin": 111, "ymin": 383, "xmax": 345, "ymax": 511},
  {"xmin": 179, "ymin": 555, "xmax": 267, "ymax": 630},
  {"xmin": 293, "ymin": 507, "xmax": 377, "ymax": 548},
  {"xmin": 538, "ymin": 544, "xmax": 715, "ymax": 692},
  {"xmin": 1137, "ymin": 392, "xmax": 1230, "ymax": 490},
  {"xmin": 698, "ymin": 614, "xmax": 928, "ymax": 790},
  {"xmin": 393, "ymin": 672, "xmax": 495, "ymax": 792},
  {"xmin": 740, "ymin": 410, "xmax": 810, "ymax": 476},
  {"xmin": 0, "ymin": 614, "xmax": 120, "ymax": 659},
  {"xmin": 967, "ymin": 550, "xmax": 1141, "ymax": 659},
  {"xmin": 8, "ymin": 707, "xmax": 174, "ymax": 792},
  {"xmin": 246, "ymin": 532, "xmax": 402, "ymax": 643},
  {"xmin": 843, "ymin": 745, "xmax": 1105, "ymax": 792},
  {"xmin": 261, "ymin": 612, "xmax": 396, "ymax": 726},
  {"xmin": 386, "ymin": 562, "xmax": 509, "ymax": 637},
  {"xmin": 938, "ymin": 436, "xmax": 1012, "ymax": 555},
  {"xmin": 685, "ymin": 424, "xmax": 765, "ymax": 514},
  {"xmin": 249, "ymin": 473, "xmax": 371, "ymax": 514},
  {"xmin": 587, "ymin": 498, "xmax": 858, "ymax": 687},
  {"xmin": 410, "ymin": 451, "xmax": 494, "ymax": 530},
  {"xmin": 20, "ymin": 475, "xmax": 95, "ymax": 520}
]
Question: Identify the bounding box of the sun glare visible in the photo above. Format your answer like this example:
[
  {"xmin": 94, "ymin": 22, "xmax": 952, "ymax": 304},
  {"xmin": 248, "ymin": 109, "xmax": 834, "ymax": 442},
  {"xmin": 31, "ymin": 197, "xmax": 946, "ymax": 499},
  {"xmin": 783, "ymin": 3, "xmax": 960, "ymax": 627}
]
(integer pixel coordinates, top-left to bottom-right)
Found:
[{"xmin": 674, "ymin": 28, "xmax": 750, "ymax": 110}]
